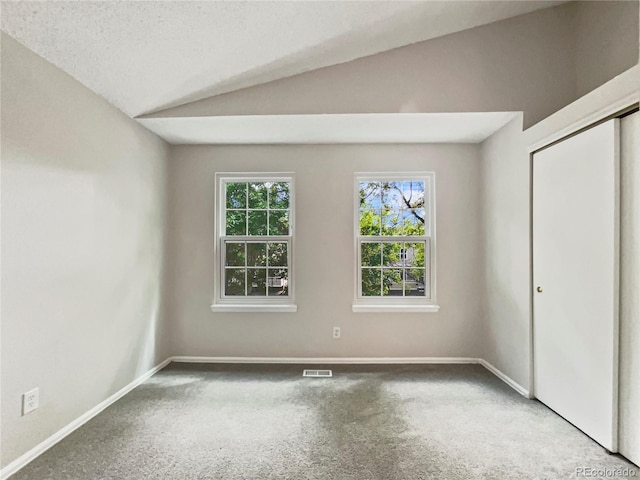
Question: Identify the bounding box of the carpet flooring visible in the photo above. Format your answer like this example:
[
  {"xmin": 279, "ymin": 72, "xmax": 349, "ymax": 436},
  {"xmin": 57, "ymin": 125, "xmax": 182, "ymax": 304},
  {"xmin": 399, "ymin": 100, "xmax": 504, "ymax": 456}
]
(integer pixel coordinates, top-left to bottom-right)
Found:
[{"xmin": 10, "ymin": 364, "xmax": 640, "ymax": 479}]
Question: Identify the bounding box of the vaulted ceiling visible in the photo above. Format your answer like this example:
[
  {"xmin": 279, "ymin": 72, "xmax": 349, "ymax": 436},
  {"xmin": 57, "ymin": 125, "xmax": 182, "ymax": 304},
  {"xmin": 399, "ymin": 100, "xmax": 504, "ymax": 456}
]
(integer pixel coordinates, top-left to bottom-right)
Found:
[{"xmin": 1, "ymin": 0, "xmax": 565, "ymax": 118}]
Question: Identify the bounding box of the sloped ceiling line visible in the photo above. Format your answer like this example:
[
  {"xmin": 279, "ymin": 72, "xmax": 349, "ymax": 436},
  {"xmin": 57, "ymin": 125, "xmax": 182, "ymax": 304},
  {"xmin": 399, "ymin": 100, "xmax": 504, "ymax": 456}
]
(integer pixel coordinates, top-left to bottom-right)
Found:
[{"xmin": 0, "ymin": 0, "xmax": 565, "ymax": 118}]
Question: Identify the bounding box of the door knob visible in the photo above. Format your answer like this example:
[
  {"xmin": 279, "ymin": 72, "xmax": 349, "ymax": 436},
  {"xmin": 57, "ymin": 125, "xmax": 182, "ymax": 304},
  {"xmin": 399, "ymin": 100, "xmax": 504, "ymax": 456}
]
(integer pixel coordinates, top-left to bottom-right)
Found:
[{"xmin": 537, "ymin": 286, "xmax": 543, "ymax": 293}]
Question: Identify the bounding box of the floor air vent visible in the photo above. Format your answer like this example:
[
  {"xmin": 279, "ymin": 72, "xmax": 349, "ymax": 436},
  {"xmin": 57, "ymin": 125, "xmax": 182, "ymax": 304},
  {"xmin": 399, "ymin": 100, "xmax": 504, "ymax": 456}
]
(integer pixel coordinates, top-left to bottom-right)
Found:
[{"xmin": 303, "ymin": 369, "xmax": 332, "ymax": 378}]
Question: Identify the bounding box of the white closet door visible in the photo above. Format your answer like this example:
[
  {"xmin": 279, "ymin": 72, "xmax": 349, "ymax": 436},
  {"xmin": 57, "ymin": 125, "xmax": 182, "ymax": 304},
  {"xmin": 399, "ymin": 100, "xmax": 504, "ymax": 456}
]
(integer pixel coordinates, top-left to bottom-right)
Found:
[
  {"xmin": 533, "ymin": 118, "xmax": 620, "ymax": 451},
  {"xmin": 619, "ymin": 110, "xmax": 640, "ymax": 466}
]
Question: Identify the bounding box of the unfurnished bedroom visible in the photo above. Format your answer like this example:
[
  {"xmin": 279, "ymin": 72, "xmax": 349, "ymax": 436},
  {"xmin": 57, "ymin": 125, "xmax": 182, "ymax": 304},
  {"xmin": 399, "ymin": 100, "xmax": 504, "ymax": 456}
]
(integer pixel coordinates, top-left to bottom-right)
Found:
[{"xmin": 1, "ymin": 1, "xmax": 639, "ymax": 479}]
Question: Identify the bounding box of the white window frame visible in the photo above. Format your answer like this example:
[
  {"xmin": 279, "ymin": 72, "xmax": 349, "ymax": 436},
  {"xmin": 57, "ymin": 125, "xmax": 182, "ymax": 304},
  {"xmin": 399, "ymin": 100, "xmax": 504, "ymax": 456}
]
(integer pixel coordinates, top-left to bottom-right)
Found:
[
  {"xmin": 212, "ymin": 173, "xmax": 296, "ymax": 313},
  {"xmin": 353, "ymin": 172, "xmax": 439, "ymax": 313}
]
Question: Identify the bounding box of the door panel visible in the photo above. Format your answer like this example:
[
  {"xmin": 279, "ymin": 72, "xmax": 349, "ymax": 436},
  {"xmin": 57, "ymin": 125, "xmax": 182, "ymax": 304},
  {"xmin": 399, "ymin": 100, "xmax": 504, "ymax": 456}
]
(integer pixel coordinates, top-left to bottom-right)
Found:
[
  {"xmin": 533, "ymin": 118, "xmax": 619, "ymax": 451},
  {"xmin": 619, "ymin": 111, "xmax": 640, "ymax": 465}
]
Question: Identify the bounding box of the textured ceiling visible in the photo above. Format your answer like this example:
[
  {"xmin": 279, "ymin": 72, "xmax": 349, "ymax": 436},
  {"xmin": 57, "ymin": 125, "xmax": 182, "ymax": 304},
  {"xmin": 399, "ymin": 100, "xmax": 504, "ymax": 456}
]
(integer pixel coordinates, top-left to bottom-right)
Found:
[{"xmin": 1, "ymin": 1, "xmax": 565, "ymax": 118}]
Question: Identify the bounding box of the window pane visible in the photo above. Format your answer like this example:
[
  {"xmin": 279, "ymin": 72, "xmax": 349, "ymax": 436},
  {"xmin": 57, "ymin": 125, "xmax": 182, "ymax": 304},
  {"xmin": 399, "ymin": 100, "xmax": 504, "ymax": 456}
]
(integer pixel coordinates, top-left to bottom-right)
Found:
[
  {"xmin": 267, "ymin": 268, "xmax": 288, "ymax": 296},
  {"xmin": 404, "ymin": 209, "xmax": 425, "ymax": 236},
  {"xmin": 361, "ymin": 242, "xmax": 381, "ymax": 267},
  {"xmin": 269, "ymin": 182, "xmax": 290, "ymax": 209},
  {"xmin": 356, "ymin": 176, "xmax": 431, "ymax": 302},
  {"xmin": 219, "ymin": 176, "xmax": 294, "ymax": 302},
  {"xmin": 247, "ymin": 243, "xmax": 266, "ymax": 266},
  {"xmin": 247, "ymin": 268, "xmax": 267, "ymax": 296},
  {"xmin": 359, "ymin": 182, "xmax": 381, "ymax": 209},
  {"xmin": 268, "ymin": 242, "xmax": 288, "ymax": 267},
  {"xmin": 248, "ymin": 210, "xmax": 268, "ymax": 235},
  {"xmin": 225, "ymin": 242, "xmax": 245, "ymax": 266},
  {"xmin": 405, "ymin": 268, "xmax": 426, "ymax": 296},
  {"xmin": 226, "ymin": 182, "xmax": 246, "ymax": 209},
  {"xmin": 402, "ymin": 181, "xmax": 425, "ymax": 208},
  {"xmin": 382, "ymin": 242, "xmax": 403, "ymax": 267},
  {"xmin": 226, "ymin": 210, "xmax": 246, "ymax": 235},
  {"xmin": 269, "ymin": 210, "xmax": 289, "ymax": 235},
  {"xmin": 248, "ymin": 183, "xmax": 268, "ymax": 209},
  {"xmin": 225, "ymin": 268, "xmax": 245, "ymax": 296},
  {"xmin": 381, "ymin": 181, "xmax": 404, "ymax": 209},
  {"xmin": 361, "ymin": 268, "xmax": 382, "ymax": 296},
  {"xmin": 359, "ymin": 208, "xmax": 381, "ymax": 236},
  {"xmin": 404, "ymin": 242, "xmax": 425, "ymax": 268},
  {"xmin": 382, "ymin": 268, "xmax": 403, "ymax": 296},
  {"xmin": 381, "ymin": 209, "xmax": 402, "ymax": 236}
]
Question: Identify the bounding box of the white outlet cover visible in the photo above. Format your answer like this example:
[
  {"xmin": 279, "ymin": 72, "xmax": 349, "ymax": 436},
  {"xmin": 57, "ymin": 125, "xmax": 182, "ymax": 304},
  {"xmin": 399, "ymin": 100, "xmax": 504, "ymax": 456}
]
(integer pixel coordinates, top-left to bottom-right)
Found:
[
  {"xmin": 333, "ymin": 327, "xmax": 341, "ymax": 338},
  {"xmin": 22, "ymin": 387, "xmax": 39, "ymax": 416}
]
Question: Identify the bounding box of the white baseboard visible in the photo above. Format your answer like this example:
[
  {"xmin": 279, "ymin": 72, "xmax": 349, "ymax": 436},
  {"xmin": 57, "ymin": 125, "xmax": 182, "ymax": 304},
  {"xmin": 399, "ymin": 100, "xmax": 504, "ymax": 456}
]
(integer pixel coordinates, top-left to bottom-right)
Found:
[
  {"xmin": 169, "ymin": 356, "xmax": 480, "ymax": 365},
  {"xmin": 0, "ymin": 358, "xmax": 171, "ymax": 480},
  {"xmin": 170, "ymin": 356, "xmax": 531, "ymax": 398},
  {"xmin": 478, "ymin": 359, "xmax": 531, "ymax": 398}
]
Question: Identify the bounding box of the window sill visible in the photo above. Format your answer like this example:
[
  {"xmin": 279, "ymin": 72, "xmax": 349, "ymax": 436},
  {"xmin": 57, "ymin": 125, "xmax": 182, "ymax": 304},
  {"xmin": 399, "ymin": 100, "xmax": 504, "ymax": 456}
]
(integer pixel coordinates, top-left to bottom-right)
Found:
[
  {"xmin": 352, "ymin": 304, "xmax": 440, "ymax": 313},
  {"xmin": 211, "ymin": 304, "xmax": 298, "ymax": 313}
]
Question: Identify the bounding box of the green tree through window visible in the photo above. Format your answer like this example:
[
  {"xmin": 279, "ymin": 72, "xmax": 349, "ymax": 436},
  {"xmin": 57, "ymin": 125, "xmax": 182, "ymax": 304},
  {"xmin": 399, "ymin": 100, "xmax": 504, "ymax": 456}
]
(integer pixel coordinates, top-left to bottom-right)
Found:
[
  {"xmin": 358, "ymin": 180, "xmax": 429, "ymax": 298},
  {"xmin": 221, "ymin": 178, "xmax": 292, "ymax": 299}
]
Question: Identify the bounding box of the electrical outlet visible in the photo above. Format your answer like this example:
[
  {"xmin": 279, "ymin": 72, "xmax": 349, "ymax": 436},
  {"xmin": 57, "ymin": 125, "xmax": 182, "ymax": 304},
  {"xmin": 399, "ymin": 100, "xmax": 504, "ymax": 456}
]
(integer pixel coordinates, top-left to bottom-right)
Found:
[
  {"xmin": 333, "ymin": 327, "xmax": 341, "ymax": 339},
  {"xmin": 22, "ymin": 388, "xmax": 39, "ymax": 416}
]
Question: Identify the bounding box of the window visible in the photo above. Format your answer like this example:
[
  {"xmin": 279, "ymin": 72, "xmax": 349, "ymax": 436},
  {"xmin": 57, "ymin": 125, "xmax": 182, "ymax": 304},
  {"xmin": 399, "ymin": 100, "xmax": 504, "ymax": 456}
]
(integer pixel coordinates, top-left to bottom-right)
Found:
[
  {"xmin": 212, "ymin": 174, "xmax": 296, "ymax": 312},
  {"xmin": 353, "ymin": 173, "xmax": 438, "ymax": 312}
]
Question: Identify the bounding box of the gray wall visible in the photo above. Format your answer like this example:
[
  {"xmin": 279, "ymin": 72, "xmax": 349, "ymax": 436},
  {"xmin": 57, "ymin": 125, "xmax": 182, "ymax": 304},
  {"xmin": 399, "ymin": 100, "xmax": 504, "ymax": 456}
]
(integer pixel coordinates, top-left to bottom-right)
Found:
[
  {"xmin": 0, "ymin": 34, "xmax": 171, "ymax": 468},
  {"xmin": 167, "ymin": 144, "xmax": 484, "ymax": 359},
  {"xmin": 573, "ymin": 0, "xmax": 639, "ymax": 98},
  {"xmin": 479, "ymin": 114, "xmax": 531, "ymax": 388}
]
